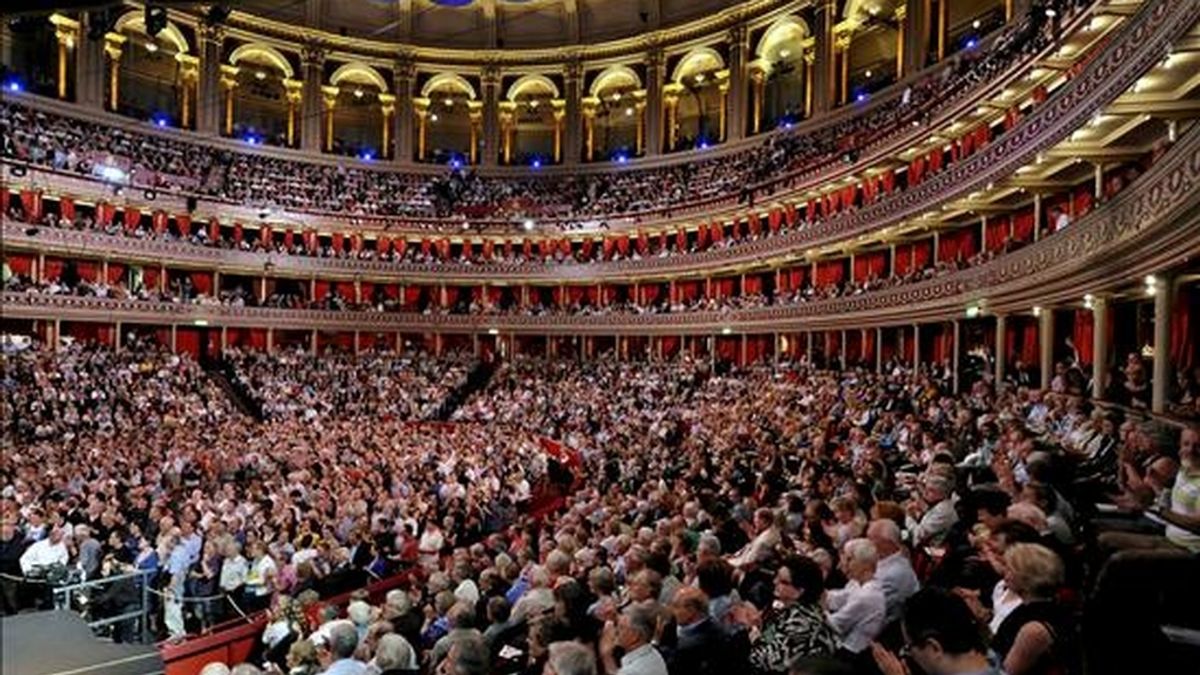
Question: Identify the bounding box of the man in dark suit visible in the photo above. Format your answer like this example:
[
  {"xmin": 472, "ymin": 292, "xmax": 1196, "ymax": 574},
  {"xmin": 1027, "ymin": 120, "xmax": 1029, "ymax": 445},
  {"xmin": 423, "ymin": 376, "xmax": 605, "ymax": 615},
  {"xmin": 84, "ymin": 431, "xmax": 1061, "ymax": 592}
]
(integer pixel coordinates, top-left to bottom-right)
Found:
[{"xmin": 663, "ymin": 586, "xmax": 731, "ymax": 675}]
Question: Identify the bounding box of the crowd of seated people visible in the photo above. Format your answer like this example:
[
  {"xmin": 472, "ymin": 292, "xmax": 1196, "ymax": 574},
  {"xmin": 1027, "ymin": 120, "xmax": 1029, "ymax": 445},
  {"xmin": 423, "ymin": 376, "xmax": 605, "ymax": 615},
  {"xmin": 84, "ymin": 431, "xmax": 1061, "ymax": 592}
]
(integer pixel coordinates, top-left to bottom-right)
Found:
[
  {"xmin": 2, "ymin": 334, "xmax": 1198, "ymax": 674},
  {"xmin": 0, "ymin": 233, "xmax": 1037, "ymax": 324},
  {"xmin": 0, "ymin": 0, "xmax": 1076, "ymax": 230},
  {"xmin": 224, "ymin": 347, "xmax": 474, "ymax": 422}
]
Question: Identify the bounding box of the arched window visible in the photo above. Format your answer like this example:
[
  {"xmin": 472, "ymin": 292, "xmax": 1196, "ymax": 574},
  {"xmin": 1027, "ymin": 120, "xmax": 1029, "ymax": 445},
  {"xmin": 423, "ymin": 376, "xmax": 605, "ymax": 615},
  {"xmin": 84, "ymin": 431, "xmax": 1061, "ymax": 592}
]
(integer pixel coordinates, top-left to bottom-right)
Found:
[
  {"xmin": 584, "ymin": 65, "xmax": 645, "ymax": 162},
  {"xmin": 416, "ymin": 73, "xmax": 478, "ymax": 165}
]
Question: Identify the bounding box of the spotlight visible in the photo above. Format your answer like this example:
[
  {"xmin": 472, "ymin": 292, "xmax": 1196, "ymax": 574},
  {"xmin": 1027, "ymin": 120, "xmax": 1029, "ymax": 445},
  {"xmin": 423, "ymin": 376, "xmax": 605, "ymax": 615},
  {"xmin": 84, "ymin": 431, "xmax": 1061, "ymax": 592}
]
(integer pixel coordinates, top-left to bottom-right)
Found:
[
  {"xmin": 145, "ymin": 42, "xmax": 158, "ymax": 53},
  {"xmin": 360, "ymin": 150, "xmax": 374, "ymax": 161},
  {"xmin": 531, "ymin": 158, "xmax": 542, "ymax": 168},
  {"xmin": 255, "ymin": 70, "xmax": 267, "ymax": 80},
  {"xmin": 625, "ymin": 107, "xmax": 634, "ymax": 116},
  {"xmin": 153, "ymin": 115, "xmax": 169, "ymax": 127},
  {"xmin": 430, "ymin": 113, "xmax": 439, "ymax": 122},
  {"xmin": 522, "ymin": 219, "xmax": 535, "ymax": 231},
  {"xmin": 450, "ymin": 158, "xmax": 462, "ymax": 169},
  {"xmin": 973, "ymin": 19, "xmax": 981, "ymax": 29},
  {"xmin": 965, "ymin": 38, "xmax": 978, "ymax": 50},
  {"xmin": 6, "ymin": 80, "xmax": 21, "ymax": 93}
]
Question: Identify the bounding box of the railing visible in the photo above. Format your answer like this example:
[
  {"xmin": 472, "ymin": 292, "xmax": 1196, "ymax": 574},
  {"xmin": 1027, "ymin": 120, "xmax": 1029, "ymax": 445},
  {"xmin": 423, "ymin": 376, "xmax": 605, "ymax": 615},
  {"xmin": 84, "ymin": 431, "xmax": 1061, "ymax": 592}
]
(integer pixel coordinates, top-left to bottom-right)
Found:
[
  {"xmin": 5, "ymin": 110, "xmax": 1199, "ymax": 335},
  {"xmin": 0, "ymin": 0, "xmax": 1183, "ymax": 282},
  {"xmin": 47, "ymin": 568, "xmax": 157, "ymax": 643},
  {"xmin": 0, "ymin": 2, "xmax": 1102, "ymax": 238}
]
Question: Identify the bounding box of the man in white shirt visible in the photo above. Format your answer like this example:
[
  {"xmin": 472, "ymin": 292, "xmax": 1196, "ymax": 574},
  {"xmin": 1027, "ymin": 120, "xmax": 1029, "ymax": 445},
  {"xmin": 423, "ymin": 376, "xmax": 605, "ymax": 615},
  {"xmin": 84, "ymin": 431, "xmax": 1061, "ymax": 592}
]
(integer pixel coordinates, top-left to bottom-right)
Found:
[
  {"xmin": 599, "ymin": 602, "xmax": 668, "ymax": 675},
  {"xmin": 866, "ymin": 519, "xmax": 920, "ymax": 626},
  {"xmin": 825, "ymin": 538, "xmax": 886, "ymax": 656},
  {"xmin": 19, "ymin": 526, "xmax": 68, "ymax": 575}
]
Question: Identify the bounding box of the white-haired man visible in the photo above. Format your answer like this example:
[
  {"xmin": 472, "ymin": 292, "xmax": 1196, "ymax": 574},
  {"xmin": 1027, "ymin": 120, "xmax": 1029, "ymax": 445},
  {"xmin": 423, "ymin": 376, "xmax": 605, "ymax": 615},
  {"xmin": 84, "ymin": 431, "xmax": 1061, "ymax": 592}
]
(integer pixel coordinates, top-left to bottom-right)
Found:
[
  {"xmin": 866, "ymin": 519, "xmax": 919, "ymax": 626},
  {"xmin": 825, "ymin": 538, "xmax": 886, "ymax": 658}
]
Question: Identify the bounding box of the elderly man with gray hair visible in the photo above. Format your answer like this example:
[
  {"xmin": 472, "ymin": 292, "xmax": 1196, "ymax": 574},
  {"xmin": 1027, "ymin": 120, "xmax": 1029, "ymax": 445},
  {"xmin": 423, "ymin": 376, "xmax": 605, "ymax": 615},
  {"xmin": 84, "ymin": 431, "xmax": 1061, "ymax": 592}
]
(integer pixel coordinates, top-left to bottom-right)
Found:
[
  {"xmin": 319, "ymin": 619, "xmax": 369, "ymax": 675},
  {"xmin": 599, "ymin": 601, "xmax": 668, "ymax": 675},
  {"xmin": 825, "ymin": 539, "xmax": 886, "ymax": 661},
  {"xmin": 866, "ymin": 518, "xmax": 919, "ymax": 626},
  {"xmin": 545, "ymin": 641, "xmax": 598, "ymax": 675},
  {"xmin": 906, "ymin": 474, "xmax": 959, "ymax": 548}
]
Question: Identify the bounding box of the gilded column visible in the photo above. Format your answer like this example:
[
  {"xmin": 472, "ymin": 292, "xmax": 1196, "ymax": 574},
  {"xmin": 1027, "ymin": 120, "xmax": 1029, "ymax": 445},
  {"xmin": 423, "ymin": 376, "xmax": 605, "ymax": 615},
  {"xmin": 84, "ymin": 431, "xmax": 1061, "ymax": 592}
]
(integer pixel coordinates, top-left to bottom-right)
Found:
[
  {"xmin": 321, "ymin": 85, "xmax": 339, "ymax": 152},
  {"xmin": 379, "ymin": 93, "xmax": 396, "ymax": 158},
  {"xmin": 645, "ymin": 47, "xmax": 665, "ymax": 156},
  {"xmin": 468, "ymin": 103, "xmax": 483, "ymax": 165},
  {"xmin": 499, "ymin": 101, "xmax": 516, "ymax": 164},
  {"xmin": 581, "ymin": 101, "xmax": 597, "ymax": 162},
  {"xmin": 662, "ymin": 85, "xmax": 682, "ymax": 152},
  {"xmin": 283, "ymin": 79, "xmax": 303, "ymax": 147},
  {"xmin": 177, "ymin": 54, "xmax": 199, "ymax": 129},
  {"xmin": 552, "ymin": 102, "xmax": 565, "ymax": 164},
  {"xmin": 414, "ymin": 100, "xmax": 430, "ymax": 161},
  {"xmin": 749, "ymin": 67, "xmax": 766, "ymax": 134},
  {"xmin": 103, "ymin": 32, "xmax": 126, "ymax": 112},
  {"xmin": 49, "ymin": 14, "xmax": 78, "ymax": 101},
  {"xmin": 219, "ymin": 65, "xmax": 240, "ymax": 136}
]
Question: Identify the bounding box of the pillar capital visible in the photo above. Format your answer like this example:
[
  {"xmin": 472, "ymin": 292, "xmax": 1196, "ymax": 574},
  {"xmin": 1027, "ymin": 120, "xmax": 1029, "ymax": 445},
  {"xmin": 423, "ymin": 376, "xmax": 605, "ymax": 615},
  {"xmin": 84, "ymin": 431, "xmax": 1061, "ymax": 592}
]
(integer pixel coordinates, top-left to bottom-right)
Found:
[
  {"xmin": 481, "ymin": 63, "xmax": 502, "ymax": 86},
  {"xmin": 301, "ymin": 42, "xmax": 326, "ymax": 67},
  {"xmin": 321, "ymin": 84, "xmax": 340, "ymax": 107},
  {"xmin": 378, "ymin": 92, "xmax": 397, "ymax": 115},
  {"xmin": 200, "ymin": 23, "xmax": 226, "ymax": 47},
  {"xmin": 103, "ymin": 32, "xmax": 127, "ymax": 61},
  {"xmin": 176, "ymin": 53, "xmax": 200, "ymax": 79},
  {"xmin": 219, "ymin": 64, "xmax": 240, "ymax": 89},
  {"xmin": 283, "ymin": 78, "xmax": 304, "ymax": 102},
  {"xmin": 49, "ymin": 13, "xmax": 79, "ymax": 45}
]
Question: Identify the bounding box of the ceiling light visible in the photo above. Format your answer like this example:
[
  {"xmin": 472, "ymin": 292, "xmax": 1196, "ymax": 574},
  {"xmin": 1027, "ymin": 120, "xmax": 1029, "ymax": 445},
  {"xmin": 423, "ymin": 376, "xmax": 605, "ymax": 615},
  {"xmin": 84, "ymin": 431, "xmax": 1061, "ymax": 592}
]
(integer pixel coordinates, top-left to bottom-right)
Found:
[
  {"xmin": 973, "ymin": 19, "xmax": 982, "ymax": 29},
  {"xmin": 354, "ymin": 88, "xmax": 364, "ymax": 98},
  {"xmin": 255, "ymin": 70, "xmax": 266, "ymax": 80},
  {"xmin": 445, "ymin": 98, "xmax": 453, "ymax": 106},
  {"xmin": 1083, "ymin": 294, "xmax": 1095, "ymax": 309},
  {"xmin": 1045, "ymin": 8, "xmax": 1057, "ymax": 18},
  {"xmin": 779, "ymin": 49, "xmax": 791, "ymax": 58},
  {"xmin": 865, "ymin": 69, "xmax": 873, "ymax": 78},
  {"xmin": 1032, "ymin": 306, "xmax": 1042, "ymax": 317},
  {"xmin": 530, "ymin": 100, "xmax": 539, "ymax": 109},
  {"xmin": 625, "ymin": 107, "xmax": 634, "ymax": 116},
  {"xmin": 695, "ymin": 74, "xmax": 706, "ymax": 83},
  {"xmin": 612, "ymin": 93, "xmax": 622, "ymax": 102},
  {"xmin": 522, "ymin": 219, "xmax": 535, "ymax": 231},
  {"xmin": 487, "ymin": 328, "xmax": 499, "ymax": 335},
  {"xmin": 721, "ymin": 327, "xmax": 732, "ymax": 335},
  {"xmin": 145, "ymin": 42, "xmax": 158, "ymax": 53},
  {"xmin": 430, "ymin": 113, "xmax": 439, "ymax": 122}
]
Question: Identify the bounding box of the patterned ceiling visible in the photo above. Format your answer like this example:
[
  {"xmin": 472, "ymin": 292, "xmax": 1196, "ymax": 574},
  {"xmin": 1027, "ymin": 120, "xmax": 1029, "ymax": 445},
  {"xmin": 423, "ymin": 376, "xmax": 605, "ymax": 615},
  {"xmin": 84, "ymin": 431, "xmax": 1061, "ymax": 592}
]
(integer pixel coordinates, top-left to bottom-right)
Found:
[{"xmin": 231, "ymin": 0, "xmax": 745, "ymax": 49}]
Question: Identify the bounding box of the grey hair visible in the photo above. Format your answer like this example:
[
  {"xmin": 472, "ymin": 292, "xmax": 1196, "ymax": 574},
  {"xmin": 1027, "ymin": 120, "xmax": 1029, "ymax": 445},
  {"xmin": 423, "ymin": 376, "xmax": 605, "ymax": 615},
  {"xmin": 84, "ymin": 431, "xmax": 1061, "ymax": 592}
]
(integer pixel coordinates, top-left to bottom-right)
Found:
[
  {"xmin": 198, "ymin": 664, "xmax": 231, "ymax": 675},
  {"xmin": 444, "ymin": 633, "xmax": 489, "ymax": 675},
  {"xmin": 385, "ymin": 589, "xmax": 412, "ymax": 614},
  {"xmin": 547, "ymin": 641, "xmax": 598, "ymax": 675},
  {"xmin": 621, "ymin": 602, "xmax": 658, "ymax": 644},
  {"xmin": 326, "ymin": 620, "xmax": 359, "ymax": 660},
  {"xmin": 843, "ymin": 538, "xmax": 879, "ymax": 567},
  {"xmin": 697, "ymin": 534, "xmax": 722, "ymax": 557},
  {"xmin": 867, "ymin": 519, "xmax": 902, "ymax": 545},
  {"xmin": 229, "ymin": 666, "xmax": 263, "ymax": 675},
  {"xmin": 374, "ymin": 633, "xmax": 417, "ymax": 671}
]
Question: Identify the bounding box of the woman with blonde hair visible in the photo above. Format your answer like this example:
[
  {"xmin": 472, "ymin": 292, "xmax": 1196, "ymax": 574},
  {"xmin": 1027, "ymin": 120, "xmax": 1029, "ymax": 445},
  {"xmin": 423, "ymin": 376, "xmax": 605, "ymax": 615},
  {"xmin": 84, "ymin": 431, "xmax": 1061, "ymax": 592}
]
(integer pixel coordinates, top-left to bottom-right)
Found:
[{"xmin": 991, "ymin": 543, "xmax": 1076, "ymax": 675}]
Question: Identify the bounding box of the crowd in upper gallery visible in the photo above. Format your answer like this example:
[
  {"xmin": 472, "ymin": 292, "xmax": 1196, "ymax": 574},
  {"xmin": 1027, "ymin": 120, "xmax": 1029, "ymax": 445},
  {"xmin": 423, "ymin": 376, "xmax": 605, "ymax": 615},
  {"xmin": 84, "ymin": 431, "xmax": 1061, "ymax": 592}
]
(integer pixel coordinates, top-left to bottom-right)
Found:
[{"xmin": 0, "ymin": 4, "xmax": 1061, "ymax": 235}]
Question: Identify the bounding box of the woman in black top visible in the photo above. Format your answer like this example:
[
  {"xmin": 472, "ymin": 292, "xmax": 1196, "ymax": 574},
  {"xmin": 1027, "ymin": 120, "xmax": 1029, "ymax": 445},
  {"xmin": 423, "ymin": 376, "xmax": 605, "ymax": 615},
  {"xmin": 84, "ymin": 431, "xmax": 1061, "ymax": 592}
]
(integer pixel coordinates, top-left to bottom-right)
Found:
[{"xmin": 992, "ymin": 543, "xmax": 1077, "ymax": 675}]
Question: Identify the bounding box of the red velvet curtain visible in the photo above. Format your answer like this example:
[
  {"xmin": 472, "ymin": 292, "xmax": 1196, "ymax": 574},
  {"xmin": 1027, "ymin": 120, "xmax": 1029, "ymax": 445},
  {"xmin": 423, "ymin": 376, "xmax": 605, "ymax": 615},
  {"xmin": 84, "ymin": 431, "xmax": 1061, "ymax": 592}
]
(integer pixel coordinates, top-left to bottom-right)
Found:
[
  {"xmin": 985, "ymin": 217, "xmax": 1010, "ymax": 252},
  {"xmin": 743, "ymin": 275, "xmax": 763, "ymax": 295},
  {"xmin": 1074, "ymin": 310, "xmax": 1094, "ymax": 365},
  {"xmin": 175, "ymin": 328, "xmax": 201, "ymax": 357},
  {"xmin": 107, "ymin": 262, "xmax": 125, "ymax": 285},
  {"xmin": 912, "ymin": 240, "xmax": 933, "ymax": 270},
  {"xmin": 75, "ymin": 260, "xmax": 98, "ymax": 281},
  {"xmin": 1172, "ymin": 285, "xmax": 1197, "ymax": 371},
  {"xmin": 6, "ymin": 253, "xmax": 34, "ymax": 277},
  {"xmin": 123, "ymin": 207, "xmax": 140, "ymax": 232},
  {"xmin": 1012, "ymin": 210, "xmax": 1035, "ymax": 243},
  {"xmin": 863, "ymin": 329, "xmax": 876, "ymax": 363},
  {"xmin": 816, "ymin": 260, "xmax": 846, "ymax": 287},
  {"xmin": 59, "ymin": 196, "xmax": 75, "ymax": 222},
  {"xmin": 142, "ymin": 266, "xmax": 160, "ymax": 292},
  {"xmin": 852, "ymin": 252, "xmax": 887, "ymax": 281},
  {"xmin": 42, "ymin": 257, "xmax": 63, "ymax": 281}
]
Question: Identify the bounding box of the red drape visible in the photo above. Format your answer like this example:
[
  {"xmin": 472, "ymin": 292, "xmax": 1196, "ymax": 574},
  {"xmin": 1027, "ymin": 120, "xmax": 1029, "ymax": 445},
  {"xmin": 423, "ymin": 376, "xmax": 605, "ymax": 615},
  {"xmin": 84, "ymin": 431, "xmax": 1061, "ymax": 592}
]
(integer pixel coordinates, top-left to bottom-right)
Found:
[
  {"xmin": 1172, "ymin": 285, "xmax": 1197, "ymax": 371},
  {"xmin": 985, "ymin": 217, "xmax": 1010, "ymax": 252},
  {"xmin": 912, "ymin": 239, "xmax": 933, "ymax": 270},
  {"xmin": 19, "ymin": 189, "xmax": 43, "ymax": 222},
  {"xmin": 6, "ymin": 253, "xmax": 34, "ymax": 277},
  {"xmin": 59, "ymin": 196, "xmax": 75, "ymax": 222},
  {"xmin": 42, "ymin": 257, "xmax": 64, "ymax": 281},
  {"xmin": 816, "ymin": 261, "xmax": 846, "ymax": 287},
  {"xmin": 1074, "ymin": 310, "xmax": 1094, "ymax": 365},
  {"xmin": 123, "ymin": 207, "xmax": 140, "ymax": 232},
  {"xmin": 1012, "ymin": 210, "xmax": 1035, "ymax": 243},
  {"xmin": 852, "ymin": 252, "xmax": 887, "ymax": 281},
  {"xmin": 176, "ymin": 213, "xmax": 191, "ymax": 237}
]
